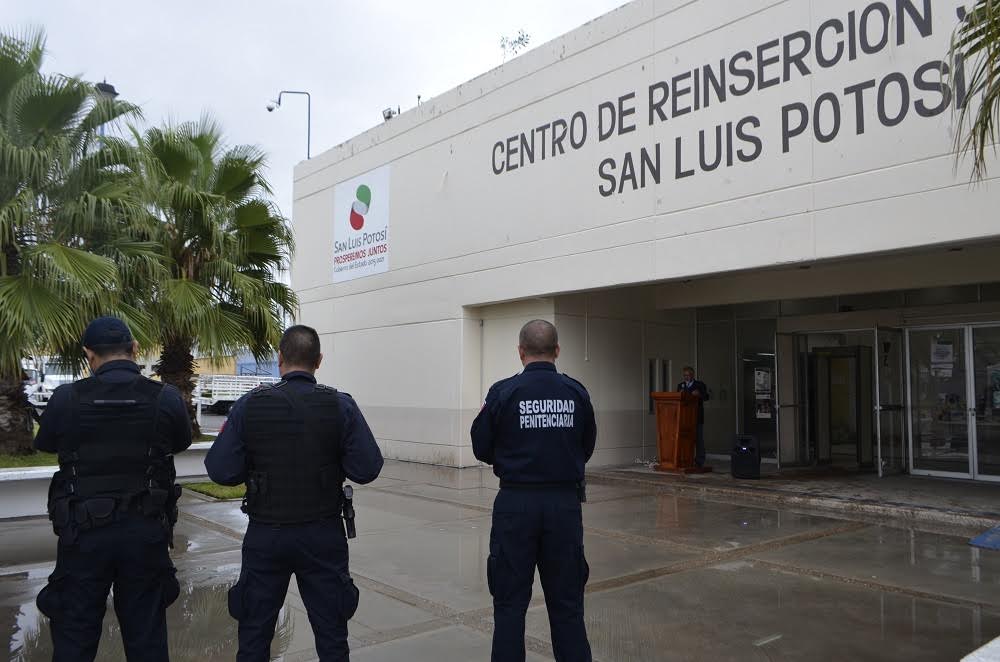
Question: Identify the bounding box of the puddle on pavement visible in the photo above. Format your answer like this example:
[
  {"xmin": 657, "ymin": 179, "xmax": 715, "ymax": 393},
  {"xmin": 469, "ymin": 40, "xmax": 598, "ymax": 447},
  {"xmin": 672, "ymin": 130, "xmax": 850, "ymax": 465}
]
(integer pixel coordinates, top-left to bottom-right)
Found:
[{"xmin": 7, "ymin": 580, "xmax": 293, "ymax": 661}]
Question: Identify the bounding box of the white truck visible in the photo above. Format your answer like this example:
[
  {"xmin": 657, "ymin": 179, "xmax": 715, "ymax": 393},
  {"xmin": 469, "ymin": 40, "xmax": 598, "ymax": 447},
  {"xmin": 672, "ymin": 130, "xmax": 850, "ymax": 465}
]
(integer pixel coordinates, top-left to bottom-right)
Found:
[
  {"xmin": 195, "ymin": 374, "xmax": 281, "ymax": 414},
  {"xmin": 21, "ymin": 359, "xmax": 68, "ymax": 415}
]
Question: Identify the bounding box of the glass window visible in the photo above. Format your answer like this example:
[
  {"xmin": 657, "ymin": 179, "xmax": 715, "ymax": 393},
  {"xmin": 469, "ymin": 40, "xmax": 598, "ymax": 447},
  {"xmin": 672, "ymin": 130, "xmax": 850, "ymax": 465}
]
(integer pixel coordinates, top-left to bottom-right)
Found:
[
  {"xmin": 908, "ymin": 329, "xmax": 969, "ymax": 474},
  {"xmin": 737, "ymin": 319, "xmax": 777, "ymax": 459},
  {"xmin": 973, "ymin": 327, "xmax": 1000, "ymax": 477},
  {"xmin": 838, "ymin": 291, "xmax": 905, "ymax": 312},
  {"xmin": 779, "ymin": 297, "xmax": 838, "ymax": 317},
  {"xmin": 698, "ymin": 321, "xmax": 735, "ymax": 455},
  {"xmin": 697, "ymin": 305, "xmax": 733, "ymax": 322},
  {"xmin": 733, "ymin": 301, "xmax": 779, "ymax": 320},
  {"xmin": 905, "ymin": 286, "xmax": 979, "ymax": 307},
  {"xmin": 979, "ymin": 283, "xmax": 1000, "ymax": 302}
]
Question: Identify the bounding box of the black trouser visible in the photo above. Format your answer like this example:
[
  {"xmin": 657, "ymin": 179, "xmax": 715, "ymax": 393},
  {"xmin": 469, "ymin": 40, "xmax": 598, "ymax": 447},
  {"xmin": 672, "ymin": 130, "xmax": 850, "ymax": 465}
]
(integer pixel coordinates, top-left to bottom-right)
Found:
[
  {"xmin": 36, "ymin": 515, "xmax": 179, "ymax": 662},
  {"xmin": 488, "ymin": 487, "xmax": 592, "ymax": 662},
  {"xmin": 229, "ymin": 518, "xmax": 359, "ymax": 662}
]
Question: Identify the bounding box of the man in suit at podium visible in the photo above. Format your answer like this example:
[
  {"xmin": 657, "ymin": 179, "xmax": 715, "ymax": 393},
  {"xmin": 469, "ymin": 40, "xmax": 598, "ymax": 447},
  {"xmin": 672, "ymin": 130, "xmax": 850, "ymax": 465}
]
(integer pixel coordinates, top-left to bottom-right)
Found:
[{"xmin": 678, "ymin": 366, "xmax": 710, "ymax": 468}]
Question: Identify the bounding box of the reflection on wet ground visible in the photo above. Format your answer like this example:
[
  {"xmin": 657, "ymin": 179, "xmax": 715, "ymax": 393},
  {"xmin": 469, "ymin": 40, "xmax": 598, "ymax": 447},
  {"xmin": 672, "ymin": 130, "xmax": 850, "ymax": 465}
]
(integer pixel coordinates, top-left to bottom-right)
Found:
[
  {"xmin": 3, "ymin": 460, "xmax": 1000, "ymax": 661},
  {"xmin": 8, "ymin": 584, "xmax": 289, "ymax": 662}
]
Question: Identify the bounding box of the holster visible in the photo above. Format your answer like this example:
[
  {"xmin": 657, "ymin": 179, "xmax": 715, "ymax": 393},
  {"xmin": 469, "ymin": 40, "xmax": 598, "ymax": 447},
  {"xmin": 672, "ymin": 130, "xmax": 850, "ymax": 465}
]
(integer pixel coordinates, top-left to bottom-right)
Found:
[
  {"xmin": 48, "ymin": 497, "xmax": 72, "ymax": 537},
  {"xmin": 144, "ymin": 487, "xmax": 168, "ymax": 517},
  {"xmin": 242, "ymin": 471, "xmax": 269, "ymax": 514},
  {"xmin": 342, "ymin": 491, "xmax": 356, "ymax": 539},
  {"xmin": 166, "ymin": 484, "xmax": 181, "ymax": 526},
  {"xmin": 47, "ymin": 470, "xmax": 77, "ymax": 542},
  {"xmin": 164, "ymin": 484, "xmax": 181, "ymax": 548}
]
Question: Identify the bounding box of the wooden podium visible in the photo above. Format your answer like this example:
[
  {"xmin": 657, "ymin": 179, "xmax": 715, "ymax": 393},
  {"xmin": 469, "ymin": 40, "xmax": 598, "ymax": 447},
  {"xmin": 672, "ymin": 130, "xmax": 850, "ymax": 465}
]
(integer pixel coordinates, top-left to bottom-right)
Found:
[{"xmin": 651, "ymin": 391, "xmax": 709, "ymax": 473}]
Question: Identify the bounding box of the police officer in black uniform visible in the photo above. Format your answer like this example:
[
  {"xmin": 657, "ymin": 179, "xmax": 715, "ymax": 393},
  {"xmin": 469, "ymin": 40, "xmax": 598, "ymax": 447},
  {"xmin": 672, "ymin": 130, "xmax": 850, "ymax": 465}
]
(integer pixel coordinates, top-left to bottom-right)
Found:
[
  {"xmin": 34, "ymin": 316, "xmax": 192, "ymax": 662},
  {"xmin": 205, "ymin": 324, "xmax": 383, "ymax": 662},
  {"xmin": 472, "ymin": 319, "xmax": 597, "ymax": 662}
]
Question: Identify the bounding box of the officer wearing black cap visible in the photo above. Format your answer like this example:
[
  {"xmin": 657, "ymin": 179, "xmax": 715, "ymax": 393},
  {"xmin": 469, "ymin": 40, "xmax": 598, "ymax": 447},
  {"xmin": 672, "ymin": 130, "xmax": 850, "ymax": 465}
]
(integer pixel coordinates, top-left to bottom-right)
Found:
[
  {"xmin": 34, "ymin": 316, "xmax": 192, "ymax": 662},
  {"xmin": 472, "ymin": 319, "xmax": 597, "ymax": 662},
  {"xmin": 205, "ymin": 324, "xmax": 383, "ymax": 662}
]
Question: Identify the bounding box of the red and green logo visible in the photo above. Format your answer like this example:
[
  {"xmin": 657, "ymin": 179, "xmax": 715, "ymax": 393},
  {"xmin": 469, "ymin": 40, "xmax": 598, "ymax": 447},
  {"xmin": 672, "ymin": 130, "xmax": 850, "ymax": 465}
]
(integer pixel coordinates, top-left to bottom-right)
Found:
[{"xmin": 350, "ymin": 185, "xmax": 372, "ymax": 231}]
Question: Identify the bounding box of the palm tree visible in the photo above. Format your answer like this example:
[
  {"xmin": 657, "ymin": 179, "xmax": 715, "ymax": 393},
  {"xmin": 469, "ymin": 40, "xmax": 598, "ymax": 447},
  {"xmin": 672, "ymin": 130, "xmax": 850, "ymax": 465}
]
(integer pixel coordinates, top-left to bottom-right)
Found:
[
  {"xmin": 133, "ymin": 117, "xmax": 297, "ymax": 435},
  {"xmin": 951, "ymin": 1, "xmax": 1000, "ymax": 179},
  {"xmin": 0, "ymin": 28, "xmax": 157, "ymax": 454}
]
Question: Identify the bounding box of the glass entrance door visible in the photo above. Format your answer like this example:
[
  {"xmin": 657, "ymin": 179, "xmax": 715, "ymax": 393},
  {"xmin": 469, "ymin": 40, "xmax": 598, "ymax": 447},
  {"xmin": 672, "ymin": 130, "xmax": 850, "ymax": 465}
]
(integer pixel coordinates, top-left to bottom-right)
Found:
[
  {"xmin": 875, "ymin": 327, "xmax": 906, "ymax": 476},
  {"xmin": 972, "ymin": 327, "xmax": 1000, "ymax": 480},
  {"xmin": 907, "ymin": 328, "xmax": 970, "ymax": 477}
]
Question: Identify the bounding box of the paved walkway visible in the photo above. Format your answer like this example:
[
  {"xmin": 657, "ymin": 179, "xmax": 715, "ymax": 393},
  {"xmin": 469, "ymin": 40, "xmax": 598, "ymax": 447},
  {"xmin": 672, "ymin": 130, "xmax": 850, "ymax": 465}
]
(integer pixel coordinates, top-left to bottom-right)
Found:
[{"xmin": 3, "ymin": 460, "xmax": 1000, "ymax": 660}]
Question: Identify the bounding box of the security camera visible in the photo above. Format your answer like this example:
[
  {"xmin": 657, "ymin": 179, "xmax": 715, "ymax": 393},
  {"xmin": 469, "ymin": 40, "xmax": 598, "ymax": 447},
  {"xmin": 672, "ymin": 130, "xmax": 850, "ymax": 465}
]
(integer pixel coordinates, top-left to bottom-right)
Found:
[{"xmin": 266, "ymin": 102, "xmax": 277, "ymax": 112}]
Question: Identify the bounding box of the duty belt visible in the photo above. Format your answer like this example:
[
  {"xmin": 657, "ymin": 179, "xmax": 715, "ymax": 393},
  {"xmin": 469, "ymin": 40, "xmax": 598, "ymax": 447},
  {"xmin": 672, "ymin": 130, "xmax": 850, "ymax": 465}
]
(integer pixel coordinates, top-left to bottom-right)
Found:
[
  {"xmin": 499, "ymin": 479, "xmax": 587, "ymax": 502},
  {"xmin": 499, "ymin": 480, "xmax": 577, "ymax": 490}
]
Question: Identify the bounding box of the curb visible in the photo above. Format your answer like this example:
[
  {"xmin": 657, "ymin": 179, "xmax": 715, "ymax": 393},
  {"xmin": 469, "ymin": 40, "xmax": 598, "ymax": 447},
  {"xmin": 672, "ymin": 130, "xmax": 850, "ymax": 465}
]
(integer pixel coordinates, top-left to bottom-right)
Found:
[
  {"xmin": 586, "ymin": 469, "xmax": 1000, "ymax": 535},
  {"xmin": 0, "ymin": 442, "xmax": 215, "ymax": 519}
]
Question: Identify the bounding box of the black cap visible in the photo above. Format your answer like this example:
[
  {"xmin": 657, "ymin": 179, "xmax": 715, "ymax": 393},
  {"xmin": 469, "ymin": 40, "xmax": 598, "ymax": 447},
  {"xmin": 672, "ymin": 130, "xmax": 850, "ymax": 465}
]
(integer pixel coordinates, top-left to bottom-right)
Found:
[{"xmin": 82, "ymin": 316, "xmax": 133, "ymax": 348}]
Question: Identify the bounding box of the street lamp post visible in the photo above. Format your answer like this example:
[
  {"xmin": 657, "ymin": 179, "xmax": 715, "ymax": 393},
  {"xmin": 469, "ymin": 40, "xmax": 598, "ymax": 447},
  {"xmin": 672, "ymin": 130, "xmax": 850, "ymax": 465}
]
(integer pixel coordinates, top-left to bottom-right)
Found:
[
  {"xmin": 267, "ymin": 90, "xmax": 312, "ymax": 159},
  {"xmin": 95, "ymin": 80, "xmax": 119, "ymax": 137}
]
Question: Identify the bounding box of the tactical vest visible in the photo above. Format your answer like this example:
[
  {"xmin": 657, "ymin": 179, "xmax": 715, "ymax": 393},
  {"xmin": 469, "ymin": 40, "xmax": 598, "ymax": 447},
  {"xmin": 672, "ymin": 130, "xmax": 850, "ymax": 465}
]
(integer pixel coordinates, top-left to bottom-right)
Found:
[
  {"xmin": 48, "ymin": 375, "xmax": 180, "ymax": 541},
  {"xmin": 242, "ymin": 382, "xmax": 344, "ymax": 524}
]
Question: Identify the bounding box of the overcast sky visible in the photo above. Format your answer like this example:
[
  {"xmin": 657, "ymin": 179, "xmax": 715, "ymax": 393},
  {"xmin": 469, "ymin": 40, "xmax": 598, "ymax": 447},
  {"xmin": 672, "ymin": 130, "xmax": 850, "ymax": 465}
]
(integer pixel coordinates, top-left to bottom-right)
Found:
[{"xmin": 8, "ymin": 0, "xmax": 625, "ymax": 220}]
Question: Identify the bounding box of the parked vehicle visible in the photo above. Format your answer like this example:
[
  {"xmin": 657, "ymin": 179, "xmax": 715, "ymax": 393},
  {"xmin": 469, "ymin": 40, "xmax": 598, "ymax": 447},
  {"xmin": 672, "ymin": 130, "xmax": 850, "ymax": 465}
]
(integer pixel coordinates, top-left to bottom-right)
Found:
[
  {"xmin": 21, "ymin": 360, "xmax": 51, "ymax": 417},
  {"xmin": 195, "ymin": 374, "xmax": 281, "ymax": 415}
]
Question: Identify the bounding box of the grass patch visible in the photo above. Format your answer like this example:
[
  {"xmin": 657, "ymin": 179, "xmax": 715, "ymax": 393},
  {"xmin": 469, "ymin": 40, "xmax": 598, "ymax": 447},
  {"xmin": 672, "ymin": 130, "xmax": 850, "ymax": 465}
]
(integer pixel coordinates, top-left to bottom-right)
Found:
[
  {"xmin": 196, "ymin": 433, "xmax": 216, "ymax": 443},
  {"xmin": 0, "ymin": 451, "xmax": 58, "ymax": 468},
  {"xmin": 184, "ymin": 482, "xmax": 245, "ymax": 500}
]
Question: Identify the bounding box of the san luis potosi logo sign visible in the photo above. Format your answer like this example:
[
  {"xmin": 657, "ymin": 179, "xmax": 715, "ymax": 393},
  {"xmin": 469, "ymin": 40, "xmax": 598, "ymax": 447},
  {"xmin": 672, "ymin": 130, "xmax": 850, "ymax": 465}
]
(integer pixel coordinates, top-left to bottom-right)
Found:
[
  {"xmin": 350, "ymin": 184, "xmax": 372, "ymax": 231},
  {"xmin": 333, "ymin": 165, "xmax": 390, "ymax": 283}
]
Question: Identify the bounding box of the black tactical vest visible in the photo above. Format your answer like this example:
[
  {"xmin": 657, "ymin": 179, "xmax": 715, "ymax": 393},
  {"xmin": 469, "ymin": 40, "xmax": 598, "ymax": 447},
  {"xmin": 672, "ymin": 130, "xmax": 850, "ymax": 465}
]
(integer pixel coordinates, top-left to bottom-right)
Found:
[
  {"xmin": 242, "ymin": 382, "xmax": 344, "ymax": 524},
  {"xmin": 48, "ymin": 375, "xmax": 179, "ymax": 540}
]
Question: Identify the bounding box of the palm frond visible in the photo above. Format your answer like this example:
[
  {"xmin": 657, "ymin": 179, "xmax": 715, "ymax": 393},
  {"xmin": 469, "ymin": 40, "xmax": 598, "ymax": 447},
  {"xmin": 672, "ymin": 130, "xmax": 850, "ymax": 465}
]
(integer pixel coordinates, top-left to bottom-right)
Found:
[
  {"xmin": 23, "ymin": 242, "xmax": 119, "ymax": 294},
  {"xmin": 950, "ymin": 0, "xmax": 1000, "ymax": 179},
  {"xmin": 0, "ymin": 273, "xmax": 84, "ymax": 375},
  {"xmin": 0, "ymin": 27, "xmax": 46, "ymax": 110}
]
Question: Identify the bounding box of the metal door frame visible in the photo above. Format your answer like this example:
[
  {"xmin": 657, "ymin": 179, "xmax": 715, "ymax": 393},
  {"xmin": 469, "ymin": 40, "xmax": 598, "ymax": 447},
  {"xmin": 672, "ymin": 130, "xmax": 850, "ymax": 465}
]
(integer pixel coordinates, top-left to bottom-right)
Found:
[
  {"xmin": 903, "ymin": 323, "xmax": 1000, "ymax": 481},
  {"xmin": 874, "ymin": 326, "xmax": 906, "ymax": 477},
  {"xmin": 970, "ymin": 323, "xmax": 1000, "ymax": 482},
  {"xmin": 906, "ymin": 325, "xmax": 971, "ymax": 479},
  {"xmin": 774, "ymin": 333, "xmax": 788, "ymax": 471},
  {"xmin": 775, "ymin": 332, "xmax": 808, "ymax": 471}
]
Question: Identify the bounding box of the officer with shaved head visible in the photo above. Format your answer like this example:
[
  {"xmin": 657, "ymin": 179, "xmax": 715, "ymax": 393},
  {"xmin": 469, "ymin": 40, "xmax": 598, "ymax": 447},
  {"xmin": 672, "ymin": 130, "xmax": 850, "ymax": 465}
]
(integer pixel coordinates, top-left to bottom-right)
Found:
[{"xmin": 472, "ymin": 319, "xmax": 597, "ymax": 662}]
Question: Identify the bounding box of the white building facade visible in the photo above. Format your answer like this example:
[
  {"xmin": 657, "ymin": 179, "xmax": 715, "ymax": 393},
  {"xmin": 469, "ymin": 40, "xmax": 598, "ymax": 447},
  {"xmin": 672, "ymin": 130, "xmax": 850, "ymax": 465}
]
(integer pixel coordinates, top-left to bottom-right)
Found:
[{"xmin": 293, "ymin": 0, "xmax": 1000, "ymax": 482}]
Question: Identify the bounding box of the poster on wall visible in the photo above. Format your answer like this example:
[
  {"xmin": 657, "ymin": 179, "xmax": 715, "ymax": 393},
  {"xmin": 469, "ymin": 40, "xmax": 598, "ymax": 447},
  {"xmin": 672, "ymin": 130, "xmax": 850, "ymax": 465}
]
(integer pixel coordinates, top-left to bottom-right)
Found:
[
  {"xmin": 332, "ymin": 165, "xmax": 390, "ymax": 283},
  {"xmin": 754, "ymin": 368, "xmax": 771, "ymax": 400},
  {"xmin": 930, "ymin": 338, "xmax": 954, "ymax": 379}
]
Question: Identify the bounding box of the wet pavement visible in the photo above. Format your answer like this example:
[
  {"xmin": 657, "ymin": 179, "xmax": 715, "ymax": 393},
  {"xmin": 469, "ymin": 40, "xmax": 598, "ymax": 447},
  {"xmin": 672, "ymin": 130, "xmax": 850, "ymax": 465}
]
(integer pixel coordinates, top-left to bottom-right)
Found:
[
  {"xmin": 593, "ymin": 464, "xmax": 1000, "ymax": 532},
  {"xmin": 3, "ymin": 461, "xmax": 1000, "ymax": 661}
]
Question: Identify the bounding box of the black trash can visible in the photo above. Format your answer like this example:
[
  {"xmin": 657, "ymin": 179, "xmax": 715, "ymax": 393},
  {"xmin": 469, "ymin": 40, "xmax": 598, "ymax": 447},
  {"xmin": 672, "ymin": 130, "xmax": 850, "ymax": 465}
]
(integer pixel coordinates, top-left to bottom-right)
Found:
[{"xmin": 731, "ymin": 435, "xmax": 761, "ymax": 479}]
